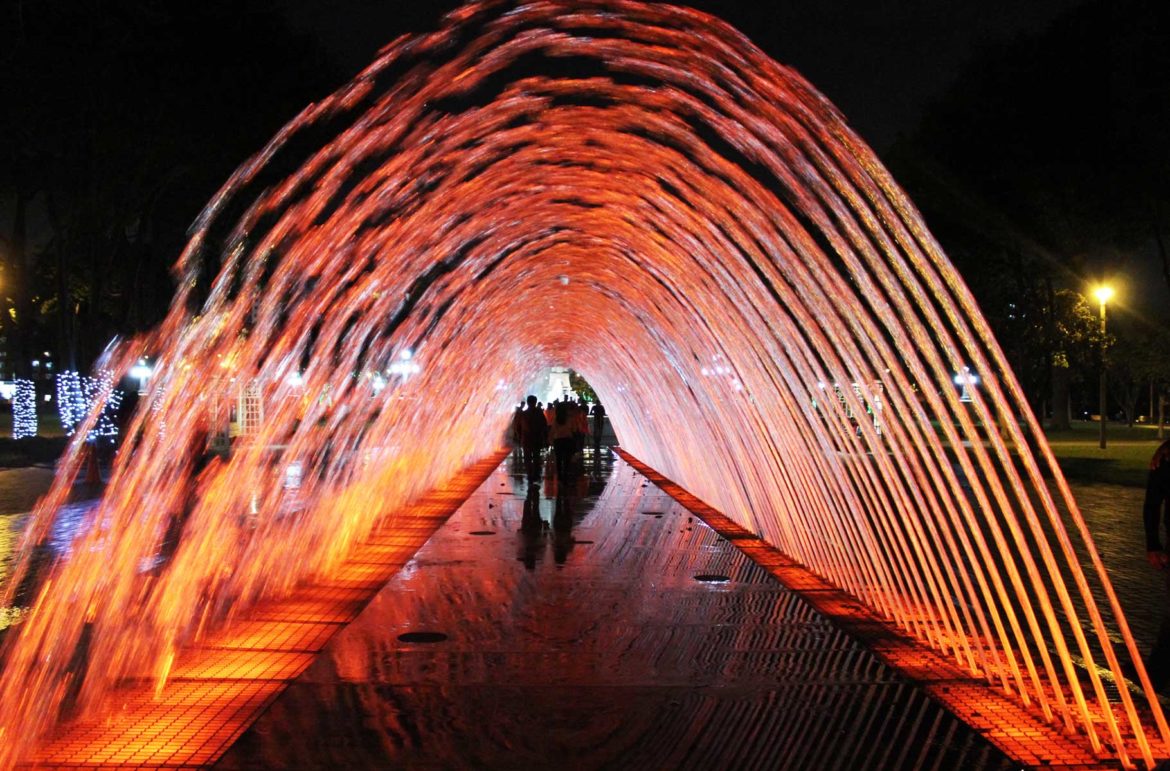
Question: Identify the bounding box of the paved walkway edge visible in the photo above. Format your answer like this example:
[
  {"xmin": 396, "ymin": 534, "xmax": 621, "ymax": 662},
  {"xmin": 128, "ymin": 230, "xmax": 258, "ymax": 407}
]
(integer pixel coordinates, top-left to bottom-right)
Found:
[
  {"xmin": 615, "ymin": 448, "xmax": 1156, "ymax": 770},
  {"xmin": 26, "ymin": 450, "xmax": 510, "ymax": 770}
]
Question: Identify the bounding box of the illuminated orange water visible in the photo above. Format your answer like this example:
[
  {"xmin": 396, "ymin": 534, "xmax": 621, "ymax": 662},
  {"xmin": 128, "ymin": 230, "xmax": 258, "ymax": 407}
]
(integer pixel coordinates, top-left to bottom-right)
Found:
[{"xmin": 0, "ymin": 1, "xmax": 1165, "ymax": 767}]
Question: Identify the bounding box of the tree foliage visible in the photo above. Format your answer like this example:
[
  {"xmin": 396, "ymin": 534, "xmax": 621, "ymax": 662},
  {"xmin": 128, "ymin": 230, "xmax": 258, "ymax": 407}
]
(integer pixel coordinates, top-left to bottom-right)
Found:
[
  {"xmin": 568, "ymin": 370, "xmax": 599, "ymax": 403},
  {"xmin": 0, "ymin": 0, "xmax": 338, "ymax": 374},
  {"xmin": 887, "ymin": 0, "xmax": 1170, "ymax": 420}
]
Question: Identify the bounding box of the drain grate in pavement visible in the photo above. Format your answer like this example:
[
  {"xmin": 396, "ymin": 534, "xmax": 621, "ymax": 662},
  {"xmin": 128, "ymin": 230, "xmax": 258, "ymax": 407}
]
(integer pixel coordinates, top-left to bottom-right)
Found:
[{"xmin": 398, "ymin": 631, "xmax": 449, "ymax": 644}]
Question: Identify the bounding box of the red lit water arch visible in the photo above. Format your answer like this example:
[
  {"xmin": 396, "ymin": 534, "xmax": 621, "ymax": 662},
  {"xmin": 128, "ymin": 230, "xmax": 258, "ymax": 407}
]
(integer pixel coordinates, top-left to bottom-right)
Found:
[{"xmin": 1, "ymin": 1, "xmax": 1166, "ymax": 766}]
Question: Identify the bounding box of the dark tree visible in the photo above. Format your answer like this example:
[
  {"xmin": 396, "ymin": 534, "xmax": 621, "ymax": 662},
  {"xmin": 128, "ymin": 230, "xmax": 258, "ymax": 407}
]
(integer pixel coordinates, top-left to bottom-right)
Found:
[
  {"xmin": 0, "ymin": 0, "xmax": 339, "ymax": 376},
  {"xmin": 887, "ymin": 0, "xmax": 1170, "ymax": 421}
]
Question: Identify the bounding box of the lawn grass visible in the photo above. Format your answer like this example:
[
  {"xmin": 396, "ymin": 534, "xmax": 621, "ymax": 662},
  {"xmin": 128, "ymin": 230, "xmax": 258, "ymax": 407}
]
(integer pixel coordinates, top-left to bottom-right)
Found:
[
  {"xmin": 0, "ymin": 412, "xmax": 69, "ymax": 468},
  {"xmin": 1041, "ymin": 421, "xmax": 1166, "ymax": 487}
]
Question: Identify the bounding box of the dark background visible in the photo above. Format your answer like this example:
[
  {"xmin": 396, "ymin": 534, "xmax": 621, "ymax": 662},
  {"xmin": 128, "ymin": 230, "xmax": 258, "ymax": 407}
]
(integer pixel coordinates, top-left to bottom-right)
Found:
[{"xmin": 1, "ymin": 0, "xmax": 1167, "ymax": 422}]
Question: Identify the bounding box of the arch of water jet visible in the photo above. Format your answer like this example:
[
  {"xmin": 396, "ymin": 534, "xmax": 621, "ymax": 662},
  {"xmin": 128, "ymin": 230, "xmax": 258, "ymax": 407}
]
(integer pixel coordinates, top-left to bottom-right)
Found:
[{"xmin": 0, "ymin": 0, "xmax": 1165, "ymax": 766}]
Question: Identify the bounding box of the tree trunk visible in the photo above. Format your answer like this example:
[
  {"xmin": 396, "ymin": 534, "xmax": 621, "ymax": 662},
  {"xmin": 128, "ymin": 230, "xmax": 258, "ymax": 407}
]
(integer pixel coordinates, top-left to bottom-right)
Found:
[
  {"xmin": 45, "ymin": 192, "xmax": 78, "ymax": 371},
  {"xmin": 1050, "ymin": 357, "xmax": 1071, "ymax": 430},
  {"xmin": 1154, "ymin": 205, "xmax": 1170, "ymax": 301},
  {"xmin": 7, "ymin": 189, "xmax": 32, "ymax": 381}
]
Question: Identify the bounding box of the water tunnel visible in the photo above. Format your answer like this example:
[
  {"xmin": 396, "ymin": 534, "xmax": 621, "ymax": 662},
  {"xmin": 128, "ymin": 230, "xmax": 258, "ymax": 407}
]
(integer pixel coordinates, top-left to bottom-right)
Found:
[{"xmin": 0, "ymin": 1, "xmax": 1165, "ymax": 767}]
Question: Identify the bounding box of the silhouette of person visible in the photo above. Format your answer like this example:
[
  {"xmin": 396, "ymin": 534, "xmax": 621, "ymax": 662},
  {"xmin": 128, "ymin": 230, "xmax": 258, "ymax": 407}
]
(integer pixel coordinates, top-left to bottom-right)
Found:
[
  {"xmin": 518, "ymin": 483, "xmax": 544, "ymax": 570},
  {"xmin": 1144, "ymin": 439, "xmax": 1170, "ymax": 689},
  {"xmin": 158, "ymin": 426, "xmax": 214, "ymax": 565},
  {"xmin": 591, "ymin": 402, "xmax": 606, "ymax": 455},
  {"xmin": 572, "ymin": 400, "xmax": 589, "ymax": 458},
  {"xmin": 511, "ymin": 403, "xmax": 524, "ymax": 455},
  {"xmin": 548, "ymin": 401, "xmax": 575, "ymax": 484},
  {"xmin": 519, "ymin": 395, "xmax": 548, "ymax": 483}
]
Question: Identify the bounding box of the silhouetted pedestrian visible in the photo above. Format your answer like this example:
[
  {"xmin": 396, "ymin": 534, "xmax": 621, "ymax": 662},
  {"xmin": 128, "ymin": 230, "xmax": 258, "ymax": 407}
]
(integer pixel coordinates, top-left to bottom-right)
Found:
[
  {"xmin": 511, "ymin": 403, "xmax": 524, "ymax": 455},
  {"xmin": 1143, "ymin": 439, "xmax": 1170, "ymax": 689},
  {"xmin": 548, "ymin": 401, "xmax": 575, "ymax": 485},
  {"xmin": 159, "ymin": 426, "xmax": 214, "ymax": 565},
  {"xmin": 572, "ymin": 400, "xmax": 589, "ymax": 457},
  {"xmin": 591, "ymin": 402, "xmax": 606, "ymax": 454},
  {"xmin": 519, "ymin": 395, "xmax": 548, "ymax": 482}
]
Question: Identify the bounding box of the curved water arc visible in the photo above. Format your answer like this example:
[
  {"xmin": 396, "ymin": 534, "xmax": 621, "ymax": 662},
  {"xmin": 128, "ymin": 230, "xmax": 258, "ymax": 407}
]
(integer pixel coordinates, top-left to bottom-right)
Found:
[{"xmin": 0, "ymin": 1, "xmax": 1163, "ymax": 766}]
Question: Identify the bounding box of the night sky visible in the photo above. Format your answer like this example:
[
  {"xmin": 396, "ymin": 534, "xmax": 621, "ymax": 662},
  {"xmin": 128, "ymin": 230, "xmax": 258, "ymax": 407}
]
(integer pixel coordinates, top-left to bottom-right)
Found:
[
  {"xmin": 5, "ymin": 0, "xmax": 1165, "ymax": 326},
  {"xmin": 278, "ymin": 0, "xmax": 1090, "ymax": 152},
  {"xmin": 275, "ymin": 0, "xmax": 1167, "ymax": 322}
]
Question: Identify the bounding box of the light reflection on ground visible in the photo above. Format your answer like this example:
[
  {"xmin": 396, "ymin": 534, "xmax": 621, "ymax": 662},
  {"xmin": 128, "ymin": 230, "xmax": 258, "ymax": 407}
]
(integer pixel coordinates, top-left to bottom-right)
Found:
[
  {"xmin": 0, "ymin": 467, "xmax": 1163, "ymax": 668},
  {"xmin": 219, "ymin": 452, "xmax": 1013, "ymax": 770}
]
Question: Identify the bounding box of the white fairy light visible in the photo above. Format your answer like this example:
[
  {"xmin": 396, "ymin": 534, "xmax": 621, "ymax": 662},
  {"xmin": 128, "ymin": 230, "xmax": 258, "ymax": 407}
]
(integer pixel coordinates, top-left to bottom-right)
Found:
[
  {"xmin": 12, "ymin": 379, "xmax": 37, "ymax": 439},
  {"xmin": 56, "ymin": 370, "xmax": 123, "ymax": 442}
]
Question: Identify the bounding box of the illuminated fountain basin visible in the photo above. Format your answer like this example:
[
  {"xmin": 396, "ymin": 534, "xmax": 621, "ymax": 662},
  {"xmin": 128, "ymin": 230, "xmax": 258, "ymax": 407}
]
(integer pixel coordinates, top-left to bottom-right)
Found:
[{"xmin": 0, "ymin": 1, "xmax": 1165, "ymax": 767}]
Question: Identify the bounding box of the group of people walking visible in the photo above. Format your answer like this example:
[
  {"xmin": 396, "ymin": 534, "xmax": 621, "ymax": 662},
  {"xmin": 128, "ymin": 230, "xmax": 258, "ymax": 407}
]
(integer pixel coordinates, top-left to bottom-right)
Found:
[{"xmin": 513, "ymin": 395, "xmax": 606, "ymax": 484}]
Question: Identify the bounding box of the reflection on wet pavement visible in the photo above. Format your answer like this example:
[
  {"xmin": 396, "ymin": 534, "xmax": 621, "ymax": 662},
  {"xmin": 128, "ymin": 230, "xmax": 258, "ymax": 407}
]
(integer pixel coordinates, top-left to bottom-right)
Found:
[
  {"xmin": 219, "ymin": 453, "xmax": 1011, "ymax": 770},
  {"xmin": 0, "ymin": 466, "xmax": 61, "ymax": 631},
  {"xmin": 1, "ymin": 498, "xmax": 98, "ymax": 633}
]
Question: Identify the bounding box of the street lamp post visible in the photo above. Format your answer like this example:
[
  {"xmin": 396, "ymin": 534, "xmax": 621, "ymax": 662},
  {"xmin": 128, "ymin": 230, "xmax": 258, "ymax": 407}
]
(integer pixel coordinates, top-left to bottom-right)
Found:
[{"xmin": 1094, "ymin": 285, "xmax": 1114, "ymax": 450}]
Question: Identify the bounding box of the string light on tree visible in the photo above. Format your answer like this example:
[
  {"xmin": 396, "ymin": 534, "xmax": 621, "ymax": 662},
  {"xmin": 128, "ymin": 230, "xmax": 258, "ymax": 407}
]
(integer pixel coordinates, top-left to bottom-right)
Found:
[
  {"xmin": 57, "ymin": 371, "xmax": 84, "ymax": 430},
  {"xmin": 12, "ymin": 379, "xmax": 37, "ymax": 439},
  {"xmin": 56, "ymin": 370, "xmax": 124, "ymax": 443}
]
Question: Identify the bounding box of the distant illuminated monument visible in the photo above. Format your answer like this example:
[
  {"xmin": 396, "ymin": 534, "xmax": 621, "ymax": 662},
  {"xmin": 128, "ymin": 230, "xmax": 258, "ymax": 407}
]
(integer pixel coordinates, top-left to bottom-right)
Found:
[{"xmin": 543, "ymin": 367, "xmax": 574, "ymax": 405}]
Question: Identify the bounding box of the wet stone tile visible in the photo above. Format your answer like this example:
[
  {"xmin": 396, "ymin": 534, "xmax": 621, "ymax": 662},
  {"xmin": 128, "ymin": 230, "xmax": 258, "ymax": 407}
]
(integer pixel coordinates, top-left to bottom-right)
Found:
[{"xmin": 218, "ymin": 455, "xmax": 1013, "ymax": 770}]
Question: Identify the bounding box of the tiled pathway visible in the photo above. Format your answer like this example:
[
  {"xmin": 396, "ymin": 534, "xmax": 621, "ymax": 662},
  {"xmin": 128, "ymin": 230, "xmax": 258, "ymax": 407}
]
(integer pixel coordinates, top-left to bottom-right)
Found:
[
  {"xmin": 217, "ymin": 454, "xmax": 1014, "ymax": 770},
  {"xmin": 25, "ymin": 452, "xmax": 507, "ymax": 769}
]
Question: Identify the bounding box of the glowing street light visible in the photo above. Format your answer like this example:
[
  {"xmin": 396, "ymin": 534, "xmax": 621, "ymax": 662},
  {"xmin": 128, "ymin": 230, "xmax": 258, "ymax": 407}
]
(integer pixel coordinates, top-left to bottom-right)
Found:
[
  {"xmin": 1093, "ymin": 285, "xmax": 1115, "ymax": 306},
  {"xmin": 1094, "ymin": 284, "xmax": 1113, "ymax": 449},
  {"xmin": 129, "ymin": 358, "xmax": 154, "ymax": 395},
  {"xmin": 387, "ymin": 348, "xmax": 421, "ymax": 379}
]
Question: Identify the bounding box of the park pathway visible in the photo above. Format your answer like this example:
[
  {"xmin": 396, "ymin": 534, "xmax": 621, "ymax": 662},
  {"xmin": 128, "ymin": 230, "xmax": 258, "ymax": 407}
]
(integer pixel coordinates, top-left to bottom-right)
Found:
[{"xmin": 217, "ymin": 454, "xmax": 1013, "ymax": 770}]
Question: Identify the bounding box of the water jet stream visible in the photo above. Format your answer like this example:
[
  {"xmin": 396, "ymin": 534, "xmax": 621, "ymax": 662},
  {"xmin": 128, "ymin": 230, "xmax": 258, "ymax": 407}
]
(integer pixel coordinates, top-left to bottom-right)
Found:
[{"xmin": 0, "ymin": 1, "xmax": 1164, "ymax": 766}]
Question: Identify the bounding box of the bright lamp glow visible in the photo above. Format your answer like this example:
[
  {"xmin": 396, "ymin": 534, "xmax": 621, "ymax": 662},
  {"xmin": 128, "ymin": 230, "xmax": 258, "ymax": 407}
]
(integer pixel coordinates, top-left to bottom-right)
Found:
[
  {"xmin": 129, "ymin": 360, "xmax": 153, "ymax": 380},
  {"xmin": 1093, "ymin": 285, "xmax": 1114, "ymax": 305}
]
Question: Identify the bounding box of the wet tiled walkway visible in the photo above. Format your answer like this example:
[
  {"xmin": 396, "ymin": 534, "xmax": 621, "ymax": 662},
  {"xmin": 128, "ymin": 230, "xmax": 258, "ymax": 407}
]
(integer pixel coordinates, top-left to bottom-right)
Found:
[
  {"xmin": 24, "ymin": 453, "xmax": 508, "ymax": 769},
  {"xmin": 219, "ymin": 454, "xmax": 1013, "ymax": 769}
]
